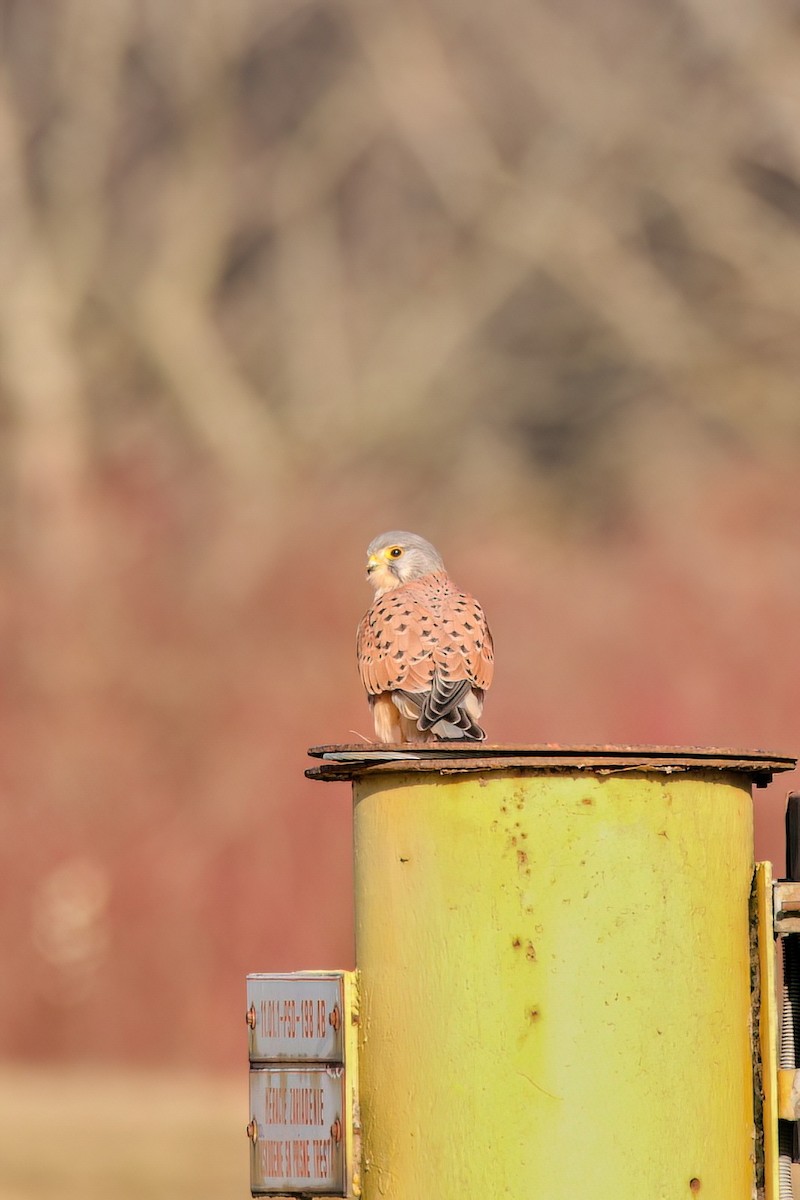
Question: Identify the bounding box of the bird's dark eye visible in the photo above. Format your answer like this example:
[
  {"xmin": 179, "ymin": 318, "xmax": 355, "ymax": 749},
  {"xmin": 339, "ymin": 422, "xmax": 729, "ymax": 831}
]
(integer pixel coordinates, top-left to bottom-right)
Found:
[{"xmin": 388, "ymin": 547, "xmax": 403, "ymax": 558}]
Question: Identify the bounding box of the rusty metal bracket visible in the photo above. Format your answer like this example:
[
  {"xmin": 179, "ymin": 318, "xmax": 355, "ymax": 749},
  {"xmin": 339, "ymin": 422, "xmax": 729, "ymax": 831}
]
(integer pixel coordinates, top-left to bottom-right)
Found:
[{"xmin": 774, "ymin": 882, "xmax": 800, "ymax": 936}]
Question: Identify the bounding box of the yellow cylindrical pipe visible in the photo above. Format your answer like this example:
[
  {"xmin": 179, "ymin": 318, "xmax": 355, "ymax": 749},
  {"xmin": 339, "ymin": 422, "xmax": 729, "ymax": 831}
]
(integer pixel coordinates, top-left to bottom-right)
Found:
[{"xmin": 354, "ymin": 768, "xmax": 755, "ymax": 1199}]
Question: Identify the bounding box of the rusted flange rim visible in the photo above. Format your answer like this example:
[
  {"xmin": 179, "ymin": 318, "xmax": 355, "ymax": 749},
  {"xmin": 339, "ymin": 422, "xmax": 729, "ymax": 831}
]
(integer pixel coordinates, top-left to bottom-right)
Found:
[{"xmin": 306, "ymin": 743, "xmax": 796, "ymax": 785}]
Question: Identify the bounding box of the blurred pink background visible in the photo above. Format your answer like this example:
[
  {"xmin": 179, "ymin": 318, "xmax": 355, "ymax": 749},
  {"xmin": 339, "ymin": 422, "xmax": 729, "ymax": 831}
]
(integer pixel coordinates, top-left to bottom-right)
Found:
[{"xmin": 1, "ymin": 0, "xmax": 799, "ymax": 1094}]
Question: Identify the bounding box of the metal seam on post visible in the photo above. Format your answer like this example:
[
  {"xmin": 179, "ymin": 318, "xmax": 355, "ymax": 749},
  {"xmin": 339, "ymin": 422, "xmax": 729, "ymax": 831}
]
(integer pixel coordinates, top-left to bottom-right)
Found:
[
  {"xmin": 778, "ymin": 793, "xmax": 800, "ymax": 1200},
  {"xmin": 755, "ymin": 862, "xmax": 780, "ymax": 1199}
]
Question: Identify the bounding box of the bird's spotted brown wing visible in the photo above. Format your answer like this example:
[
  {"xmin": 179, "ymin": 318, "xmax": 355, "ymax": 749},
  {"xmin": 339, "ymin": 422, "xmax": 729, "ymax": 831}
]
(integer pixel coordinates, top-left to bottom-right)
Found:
[
  {"xmin": 357, "ymin": 571, "xmax": 494, "ymax": 698},
  {"xmin": 357, "ymin": 584, "xmax": 439, "ymax": 696},
  {"xmin": 414, "ymin": 573, "xmax": 494, "ymax": 690}
]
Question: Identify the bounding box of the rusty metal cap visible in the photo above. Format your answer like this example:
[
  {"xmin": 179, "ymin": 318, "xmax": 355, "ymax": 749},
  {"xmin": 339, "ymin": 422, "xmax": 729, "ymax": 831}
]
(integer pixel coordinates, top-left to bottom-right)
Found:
[{"xmin": 306, "ymin": 743, "xmax": 796, "ymax": 786}]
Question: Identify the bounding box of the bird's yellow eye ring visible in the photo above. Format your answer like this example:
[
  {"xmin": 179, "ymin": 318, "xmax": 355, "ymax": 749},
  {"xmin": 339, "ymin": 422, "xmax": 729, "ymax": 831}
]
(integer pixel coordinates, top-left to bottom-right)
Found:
[{"xmin": 388, "ymin": 546, "xmax": 403, "ymax": 558}]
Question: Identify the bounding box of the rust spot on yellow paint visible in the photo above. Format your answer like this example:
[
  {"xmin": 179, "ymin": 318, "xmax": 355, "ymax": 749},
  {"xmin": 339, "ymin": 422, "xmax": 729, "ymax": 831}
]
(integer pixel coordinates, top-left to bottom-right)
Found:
[
  {"xmin": 528, "ymin": 1007, "xmax": 540, "ymax": 1022},
  {"xmin": 581, "ymin": 796, "xmax": 593, "ymax": 806},
  {"xmin": 511, "ymin": 936, "xmax": 522, "ymax": 949},
  {"xmin": 689, "ymin": 1180, "xmax": 701, "ymax": 1193},
  {"xmin": 525, "ymin": 941, "xmax": 536, "ymax": 961}
]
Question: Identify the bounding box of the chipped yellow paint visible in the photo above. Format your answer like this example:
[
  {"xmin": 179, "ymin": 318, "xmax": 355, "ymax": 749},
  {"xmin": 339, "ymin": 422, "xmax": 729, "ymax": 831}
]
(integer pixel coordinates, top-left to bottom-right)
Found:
[
  {"xmin": 755, "ymin": 861, "xmax": 779, "ymax": 1199},
  {"xmin": 353, "ymin": 769, "xmax": 756, "ymax": 1199}
]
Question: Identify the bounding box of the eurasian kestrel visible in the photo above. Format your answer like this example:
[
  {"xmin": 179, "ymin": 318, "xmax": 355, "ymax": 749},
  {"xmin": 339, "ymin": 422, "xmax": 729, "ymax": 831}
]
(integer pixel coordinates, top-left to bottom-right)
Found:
[{"xmin": 357, "ymin": 531, "xmax": 494, "ymax": 743}]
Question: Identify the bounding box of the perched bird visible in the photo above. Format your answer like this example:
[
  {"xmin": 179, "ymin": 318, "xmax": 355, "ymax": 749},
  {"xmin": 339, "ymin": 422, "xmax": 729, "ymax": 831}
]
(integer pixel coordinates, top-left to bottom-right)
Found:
[{"xmin": 357, "ymin": 531, "xmax": 494, "ymax": 743}]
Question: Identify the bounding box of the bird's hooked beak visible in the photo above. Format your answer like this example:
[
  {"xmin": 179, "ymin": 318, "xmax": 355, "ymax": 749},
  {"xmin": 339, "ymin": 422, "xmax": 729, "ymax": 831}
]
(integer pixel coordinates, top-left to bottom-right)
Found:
[{"xmin": 366, "ymin": 549, "xmax": 401, "ymax": 591}]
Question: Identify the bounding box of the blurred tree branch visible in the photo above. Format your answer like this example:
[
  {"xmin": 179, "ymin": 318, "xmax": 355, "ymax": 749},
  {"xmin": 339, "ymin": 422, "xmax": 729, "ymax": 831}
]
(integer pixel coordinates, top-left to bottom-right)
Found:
[{"xmin": 0, "ymin": 0, "xmax": 798, "ymax": 543}]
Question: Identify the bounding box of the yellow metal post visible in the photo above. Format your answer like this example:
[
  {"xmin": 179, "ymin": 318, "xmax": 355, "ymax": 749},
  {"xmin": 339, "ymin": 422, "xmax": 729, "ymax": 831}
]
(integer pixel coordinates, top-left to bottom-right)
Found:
[
  {"xmin": 308, "ymin": 745, "xmax": 795, "ymax": 1200},
  {"xmin": 355, "ymin": 769, "xmax": 753, "ymax": 1197}
]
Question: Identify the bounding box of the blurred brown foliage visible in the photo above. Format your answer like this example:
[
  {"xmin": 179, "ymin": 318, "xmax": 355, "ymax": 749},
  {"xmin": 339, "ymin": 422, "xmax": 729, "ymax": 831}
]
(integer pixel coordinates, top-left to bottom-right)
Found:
[{"xmin": 1, "ymin": 0, "xmax": 800, "ymax": 1070}]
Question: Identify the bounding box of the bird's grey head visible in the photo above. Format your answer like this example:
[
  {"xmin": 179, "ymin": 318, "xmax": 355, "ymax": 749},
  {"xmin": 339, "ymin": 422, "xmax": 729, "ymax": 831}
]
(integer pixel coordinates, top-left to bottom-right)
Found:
[{"xmin": 366, "ymin": 530, "xmax": 445, "ymax": 591}]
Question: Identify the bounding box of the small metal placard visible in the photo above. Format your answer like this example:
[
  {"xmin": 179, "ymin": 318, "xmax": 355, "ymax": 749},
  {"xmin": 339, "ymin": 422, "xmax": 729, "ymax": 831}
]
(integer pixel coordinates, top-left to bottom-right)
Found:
[
  {"xmin": 247, "ymin": 973, "xmax": 345, "ymax": 1063},
  {"xmin": 250, "ymin": 1066, "xmax": 345, "ymax": 1195}
]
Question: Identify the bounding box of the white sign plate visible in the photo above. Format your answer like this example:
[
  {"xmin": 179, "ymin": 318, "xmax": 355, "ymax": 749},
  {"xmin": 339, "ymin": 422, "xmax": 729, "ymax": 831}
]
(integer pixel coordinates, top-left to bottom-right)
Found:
[
  {"xmin": 247, "ymin": 973, "xmax": 345, "ymax": 1063},
  {"xmin": 249, "ymin": 1066, "xmax": 345, "ymax": 1195}
]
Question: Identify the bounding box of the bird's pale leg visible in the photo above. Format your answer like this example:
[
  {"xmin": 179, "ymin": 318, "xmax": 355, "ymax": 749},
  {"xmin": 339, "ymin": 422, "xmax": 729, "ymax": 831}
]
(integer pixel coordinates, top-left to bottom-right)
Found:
[{"xmin": 372, "ymin": 693, "xmax": 403, "ymax": 743}]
